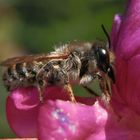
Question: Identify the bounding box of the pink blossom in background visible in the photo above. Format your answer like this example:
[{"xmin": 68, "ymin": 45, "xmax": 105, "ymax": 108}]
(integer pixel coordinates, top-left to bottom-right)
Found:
[{"xmin": 6, "ymin": 0, "xmax": 140, "ymax": 139}]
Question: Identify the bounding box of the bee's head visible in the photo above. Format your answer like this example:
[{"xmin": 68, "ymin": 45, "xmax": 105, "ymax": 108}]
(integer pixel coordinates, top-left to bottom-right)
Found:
[{"xmin": 91, "ymin": 42, "xmax": 115, "ymax": 83}]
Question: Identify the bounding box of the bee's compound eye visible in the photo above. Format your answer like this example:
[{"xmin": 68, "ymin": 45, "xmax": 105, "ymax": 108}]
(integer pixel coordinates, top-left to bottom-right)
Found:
[
  {"xmin": 98, "ymin": 48, "xmax": 108, "ymax": 62},
  {"xmin": 95, "ymin": 47, "xmax": 110, "ymax": 73}
]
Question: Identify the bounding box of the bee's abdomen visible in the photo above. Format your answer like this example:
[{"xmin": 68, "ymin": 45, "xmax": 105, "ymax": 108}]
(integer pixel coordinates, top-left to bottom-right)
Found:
[
  {"xmin": 3, "ymin": 62, "xmax": 43, "ymax": 91},
  {"xmin": 16, "ymin": 63, "xmax": 27, "ymax": 77}
]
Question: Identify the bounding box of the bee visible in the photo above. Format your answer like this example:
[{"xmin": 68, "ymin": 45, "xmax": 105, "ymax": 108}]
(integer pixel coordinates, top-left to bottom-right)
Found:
[{"xmin": 1, "ymin": 25, "xmax": 115, "ymax": 103}]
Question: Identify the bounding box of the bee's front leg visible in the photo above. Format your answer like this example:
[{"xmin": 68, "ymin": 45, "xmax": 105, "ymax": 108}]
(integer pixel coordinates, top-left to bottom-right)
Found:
[{"xmin": 98, "ymin": 75, "xmax": 111, "ymax": 103}]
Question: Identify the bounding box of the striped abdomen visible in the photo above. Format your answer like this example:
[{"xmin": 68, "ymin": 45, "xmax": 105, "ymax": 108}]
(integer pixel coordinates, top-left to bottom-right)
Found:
[{"xmin": 3, "ymin": 61, "xmax": 44, "ymax": 91}]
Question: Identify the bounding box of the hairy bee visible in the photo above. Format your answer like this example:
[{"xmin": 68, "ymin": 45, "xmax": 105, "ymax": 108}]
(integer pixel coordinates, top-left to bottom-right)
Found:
[{"xmin": 1, "ymin": 26, "xmax": 115, "ymax": 103}]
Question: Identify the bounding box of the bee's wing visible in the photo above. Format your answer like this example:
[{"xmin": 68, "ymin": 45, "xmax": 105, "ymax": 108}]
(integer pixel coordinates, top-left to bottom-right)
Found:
[{"xmin": 1, "ymin": 53, "xmax": 68, "ymax": 66}]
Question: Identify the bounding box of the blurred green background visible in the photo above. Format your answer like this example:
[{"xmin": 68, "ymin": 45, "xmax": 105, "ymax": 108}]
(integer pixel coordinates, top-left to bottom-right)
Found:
[{"xmin": 0, "ymin": 0, "xmax": 126, "ymax": 138}]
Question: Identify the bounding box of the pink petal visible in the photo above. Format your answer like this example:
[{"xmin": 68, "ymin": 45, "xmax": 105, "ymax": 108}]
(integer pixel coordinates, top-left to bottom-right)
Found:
[
  {"xmin": 111, "ymin": 14, "xmax": 122, "ymax": 50},
  {"xmin": 105, "ymin": 106, "xmax": 140, "ymax": 140},
  {"xmin": 38, "ymin": 100, "xmax": 107, "ymax": 140},
  {"xmin": 109, "ymin": 0, "xmax": 140, "ymax": 139},
  {"xmin": 6, "ymin": 86, "xmax": 95, "ymax": 137},
  {"xmin": 6, "ymin": 87, "xmax": 40, "ymax": 137},
  {"xmin": 43, "ymin": 86, "xmax": 96, "ymax": 105},
  {"xmin": 111, "ymin": 0, "xmax": 140, "ymax": 114},
  {"xmin": 114, "ymin": 0, "xmax": 140, "ymax": 58},
  {"xmin": 124, "ymin": 55, "xmax": 140, "ymax": 115}
]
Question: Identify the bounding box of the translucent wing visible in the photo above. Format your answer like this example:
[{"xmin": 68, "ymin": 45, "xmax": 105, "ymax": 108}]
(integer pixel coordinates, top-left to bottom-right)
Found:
[{"xmin": 1, "ymin": 53, "xmax": 68, "ymax": 66}]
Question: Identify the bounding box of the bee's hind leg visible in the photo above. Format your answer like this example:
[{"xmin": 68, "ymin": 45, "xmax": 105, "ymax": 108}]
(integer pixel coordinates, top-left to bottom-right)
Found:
[
  {"xmin": 64, "ymin": 83, "xmax": 76, "ymax": 103},
  {"xmin": 37, "ymin": 80, "xmax": 46, "ymax": 103},
  {"xmin": 36, "ymin": 68, "xmax": 48, "ymax": 103}
]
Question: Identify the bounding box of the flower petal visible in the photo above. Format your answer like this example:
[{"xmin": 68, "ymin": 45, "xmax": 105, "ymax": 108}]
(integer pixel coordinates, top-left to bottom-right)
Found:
[
  {"xmin": 111, "ymin": 14, "xmax": 122, "ymax": 50},
  {"xmin": 114, "ymin": 0, "xmax": 140, "ymax": 58},
  {"xmin": 6, "ymin": 87, "xmax": 40, "ymax": 137},
  {"xmin": 105, "ymin": 106, "xmax": 140, "ymax": 140},
  {"xmin": 111, "ymin": 0, "xmax": 140, "ymax": 114},
  {"xmin": 38, "ymin": 100, "xmax": 108, "ymax": 140},
  {"xmin": 125, "ymin": 55, "xmax": 140, "ymax": 114},
  {"xmin": 44, "ymin": 86, "xmax": 96, "ymax": 105},
  {"xmin": 6, "ymin": 86, "xmax": 95, "ymax": 137}
]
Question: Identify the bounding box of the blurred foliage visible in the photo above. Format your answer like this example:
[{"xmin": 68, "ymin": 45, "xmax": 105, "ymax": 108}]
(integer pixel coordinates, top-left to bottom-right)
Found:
[{"xmin": 0, "ymin": 0, "xmax": 126, "ymax": 138}]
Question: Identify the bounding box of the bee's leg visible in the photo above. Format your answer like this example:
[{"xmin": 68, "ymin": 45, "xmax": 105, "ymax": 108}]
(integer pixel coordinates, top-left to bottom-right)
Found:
[
  {"xmin": 36, "ymin": 78, "xmax": 46, "ymax": 102},
  {"xmin": 80, "ymin": 74, "xmax": 93, "ymax": 85},
  {"xmin": 82, "ymin": 85, "xmax": 99, "ymax": 97},
  {"xmin": 98, "ymin": 76, "xmax": 111, "ymax": 103},
  {"xmin": 80, "ymin": 74, "xmax": 99, "ymax": 96},
  {"xmin": 36, "ymin": 70, "xmax": 47, "ymax": 102},
  {"xmin": 36, "ymin": 61, "xmax": 61, "ymax": 102},
  {"xmin": 36, "ymin": 60, "xmax": 77, "ymax": 103},
  {"xmin": 64, "ymin": 83, "xmax": 76, "ymax": 103},
  {"xmin": 37, "ymin": 84, "xmax": 45, "ymax": 103},
  {"xmin": 105, "ymin": 75, "xmax": 112, "ymax": 96}
]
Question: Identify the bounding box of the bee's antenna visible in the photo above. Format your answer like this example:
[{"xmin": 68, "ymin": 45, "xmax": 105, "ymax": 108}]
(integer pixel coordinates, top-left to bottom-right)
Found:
[{"xmin": 101, "ymin": 24, "xmax": 111, "ymax": 49}]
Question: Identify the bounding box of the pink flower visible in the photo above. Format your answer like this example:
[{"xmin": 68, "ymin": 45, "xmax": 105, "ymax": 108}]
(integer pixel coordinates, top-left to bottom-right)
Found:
[{"xmin": 6, "ymin": 0, "xmax": 140, "ymax": 139}]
